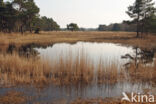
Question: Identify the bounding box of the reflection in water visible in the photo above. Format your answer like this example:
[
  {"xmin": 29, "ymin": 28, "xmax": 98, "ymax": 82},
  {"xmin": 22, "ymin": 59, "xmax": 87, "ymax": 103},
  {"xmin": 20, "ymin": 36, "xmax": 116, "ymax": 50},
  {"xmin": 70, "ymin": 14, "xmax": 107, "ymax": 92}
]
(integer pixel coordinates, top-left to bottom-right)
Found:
[
  {"xmin": 18, "ymin": 44, "xmax": 39, "ymax": 58},
  {"xmin": 0, "ymin": 81, "xmax": 152, "ymax": 103},
  {"xmin": 5, "ymin": 43, "xmax": 40, "ymax": 58},
  {"xmin": 121, "ymin": 47, "xmax": 155, "ymax": 70},
  {"xmin": 0, "ymin": 42, "xmax": 155, "ymax": 103},
  {"xmin": 36, "ymin": 42, "xmax": 134, "ymax": 69},
  {"xmin": 7, "ymin": 44, "xmax": 16, "ymax": 54}
]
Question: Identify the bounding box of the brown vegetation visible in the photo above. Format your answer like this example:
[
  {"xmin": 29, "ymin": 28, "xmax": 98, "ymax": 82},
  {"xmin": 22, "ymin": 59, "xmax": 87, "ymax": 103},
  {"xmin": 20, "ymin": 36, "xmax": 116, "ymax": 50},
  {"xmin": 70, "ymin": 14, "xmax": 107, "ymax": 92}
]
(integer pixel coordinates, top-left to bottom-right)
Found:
[
  {"xmin": 72, "ymin": 91, "xmax": 156, "ymax": 104},
  {"xmin": 0, "ymin": 53, "xmax": 124, "ymax": 86},
  {"xmin": 128, "ymin": 60, "xmax": 156, "ymax": 84},
  {"xmin": 97, "ymin": 62, "xmax": 124, "ymax": 84},
  {"xmin": 0, "ymin": 91, "xmax": 156, "ymax": 104},
  {"xmin": 71, "ymin": 97, "xmax": 156, "ymax": 104},
  {"xmin": 0, "ymin": 91, "xmax": 27, "ymax": 104},
  {"xmin": 0, "ymin": 32, "xmax": 156, "ymax": 49},
  {"xmin": 0, "ymin": 50, "xmax": 155, "ymax": 86},
  {"xmin": 0, "ymin": 32, "xmax": 156, "ymax": 103},
  {"xmin": 0, "ymin": 54, "xmax": 51, "ymax": 86}
]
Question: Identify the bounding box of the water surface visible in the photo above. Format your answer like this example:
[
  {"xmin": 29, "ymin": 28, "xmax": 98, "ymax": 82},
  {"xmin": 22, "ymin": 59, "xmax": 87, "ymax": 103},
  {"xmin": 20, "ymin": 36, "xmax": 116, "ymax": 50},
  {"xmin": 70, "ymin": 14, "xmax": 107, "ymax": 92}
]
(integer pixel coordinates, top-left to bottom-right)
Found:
[
  {"xmin": 36, "ymin": 42, "xmax": 135, "ymax": 69},
  {"xmin": 0, "ymin": 42, "xmax": 155, "ymax": 103}
]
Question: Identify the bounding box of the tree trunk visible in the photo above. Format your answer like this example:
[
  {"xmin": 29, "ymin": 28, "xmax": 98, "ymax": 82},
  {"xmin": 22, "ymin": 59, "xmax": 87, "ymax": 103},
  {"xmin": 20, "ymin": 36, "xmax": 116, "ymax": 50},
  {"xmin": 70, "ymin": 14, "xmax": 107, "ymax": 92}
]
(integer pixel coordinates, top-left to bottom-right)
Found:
[
  {"xmin": 29, "ymin": 28, "xmax": 32, "ymax": 33},
  {"xmin": 29, "ymin": 22, "xmax": 32, "ymax": 33},
  {"xmin": 136, "ymin": 13, "xmax": 140, "ymax": 38},
  {"xmin": 20, "ymin": 25, "xmax": 23, "ymax": 34},
  {"xmin": 136, "ymin": 21, "xmax": 139, "ymax": 38}
]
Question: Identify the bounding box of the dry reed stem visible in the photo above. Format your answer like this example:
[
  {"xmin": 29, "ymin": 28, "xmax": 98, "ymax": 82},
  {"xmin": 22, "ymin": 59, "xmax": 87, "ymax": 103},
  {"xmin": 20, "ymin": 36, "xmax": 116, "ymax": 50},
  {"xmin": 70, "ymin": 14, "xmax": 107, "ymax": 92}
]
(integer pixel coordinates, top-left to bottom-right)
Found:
[
  {"xmin": 0, "ymin": 54, "xmax": 51, "ymax": 85},
  {"xmin": 0, "ymin": 91, "xmax": 27, "ymax": 104},
  {"xmin": 0, "ymin": 53, "xmax": 124, "ymax": 86},
  {"xmin": 128, "ymin": 60, "xmax": 156, "ymax": 83}
]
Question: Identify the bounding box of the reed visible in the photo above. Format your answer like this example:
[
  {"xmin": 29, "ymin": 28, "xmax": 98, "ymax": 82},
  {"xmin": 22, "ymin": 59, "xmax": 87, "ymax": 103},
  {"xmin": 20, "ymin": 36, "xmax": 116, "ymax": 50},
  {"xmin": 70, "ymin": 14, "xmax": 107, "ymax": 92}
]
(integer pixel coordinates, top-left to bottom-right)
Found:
[
  {"xmin": 97, "ymin": 61, "xmax": 124, "ymax": 84},
  {"xmin": 0, "ymin": 52, "xmax": 155, "ymax": 86},
  {"xmin": 0, "ymin": 54, "xmax": 51, "ymax": 85},
  {"xmin": 0, "ymin": 91, "xmax": 26, "ymax": 104},
  {"xmin": 128, "ymin": 60, "xmax": 156, "ymax": 83},
  {"xmin": 50, "ymin": 52, "xmax": 95, "ymax": 85},
  {"xmin": 0, "ymin": 53, "xmax": 123, "ymax": 86}
]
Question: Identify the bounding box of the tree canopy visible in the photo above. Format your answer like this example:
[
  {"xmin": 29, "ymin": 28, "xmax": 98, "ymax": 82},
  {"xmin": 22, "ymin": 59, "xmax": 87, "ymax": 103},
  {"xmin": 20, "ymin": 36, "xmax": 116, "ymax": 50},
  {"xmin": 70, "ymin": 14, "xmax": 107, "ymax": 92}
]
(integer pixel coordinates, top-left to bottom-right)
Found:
[
  {"xmin": 126, "ymin": 0, "xmax": 156, "ymax": 37},
  {"xmin": 38, "ymin": 16, "xmax": 60, "ymax": 31},
  {"xmin": 98, "ymin": 22, "xmax": 136, "ymax": 32},
  {"xmin": 67, "ymin": 23, "xmax": 79, "ymax": 31},
  {"xmin": 0, "ymin": 0, "xmax": 60, "ymax": 33}
]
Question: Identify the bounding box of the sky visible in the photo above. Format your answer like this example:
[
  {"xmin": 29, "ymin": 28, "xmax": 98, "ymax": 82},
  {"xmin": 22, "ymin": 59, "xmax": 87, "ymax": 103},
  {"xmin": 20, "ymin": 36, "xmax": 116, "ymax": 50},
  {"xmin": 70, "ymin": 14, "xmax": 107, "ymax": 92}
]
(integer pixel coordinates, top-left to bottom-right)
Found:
[{"xmin": 34, "ymin": 0, "xmax": 156, "ymax": 28}]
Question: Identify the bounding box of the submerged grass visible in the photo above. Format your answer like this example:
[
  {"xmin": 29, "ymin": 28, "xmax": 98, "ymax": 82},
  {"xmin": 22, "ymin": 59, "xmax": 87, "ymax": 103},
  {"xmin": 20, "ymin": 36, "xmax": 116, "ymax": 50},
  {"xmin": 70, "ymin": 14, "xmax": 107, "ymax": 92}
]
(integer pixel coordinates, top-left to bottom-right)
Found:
[
  {"xmin": 48, "ymin": 51, "xmax": 95, "ymax": 85},
  {"xmin": 0, "ymin": 46, "xmax": 155, "ymax": 86},
  {"xmin": 128, "ymin": 59, "xmax": 156, "ymax": 84},
  {"xmin": 71, "ymin": 96, "xmax": 156, "ymax": 104},
  {"xmin": 0, "ymin": 54, "xmax": 51, "ymax": 86},
  {"xmin": 0, "ymin": 91, "xmax": 156, "ymax": 104},
  {"xmin": 0, "ymin": 91, "xmax": 27, "ymax": 104},
  {"xmin": 97, "ymin": 61, "xmax": 124, "ymax": 84},
  {"xmin": 0, "ymin": 53, "xmax": 124, "ymax": 86}
]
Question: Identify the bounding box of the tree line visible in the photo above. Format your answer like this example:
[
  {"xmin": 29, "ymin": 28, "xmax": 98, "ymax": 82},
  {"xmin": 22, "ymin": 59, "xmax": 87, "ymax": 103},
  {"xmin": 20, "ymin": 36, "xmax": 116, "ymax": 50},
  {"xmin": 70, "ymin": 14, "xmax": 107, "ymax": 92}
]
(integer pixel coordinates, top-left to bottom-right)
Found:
[
  {"xmin": 0, "ymin": 0, "xmax": 60, "ymax": 33},
  {"xmin": 0, "ymin": 0, "xmax": 155, "ymax": 35},
  {"xmin": 98, "ymin": 23, "xmax": 137, "ymax": 32},
  {"xmin": 98, "ymin": 0, "xmax": 156, "ymax": 37}
]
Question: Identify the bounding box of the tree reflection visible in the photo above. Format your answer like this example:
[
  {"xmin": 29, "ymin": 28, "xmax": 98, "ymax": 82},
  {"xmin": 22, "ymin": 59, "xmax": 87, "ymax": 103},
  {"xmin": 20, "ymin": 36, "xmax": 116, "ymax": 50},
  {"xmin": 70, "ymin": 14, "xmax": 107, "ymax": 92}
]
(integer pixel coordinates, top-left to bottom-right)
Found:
[
  {"xmin": 6, "ymin": 43, "xmax": 42, "ymax": 58},
  {"xmin": 121, "ymin": 47, "xmax": 155, "ymax": 70}
]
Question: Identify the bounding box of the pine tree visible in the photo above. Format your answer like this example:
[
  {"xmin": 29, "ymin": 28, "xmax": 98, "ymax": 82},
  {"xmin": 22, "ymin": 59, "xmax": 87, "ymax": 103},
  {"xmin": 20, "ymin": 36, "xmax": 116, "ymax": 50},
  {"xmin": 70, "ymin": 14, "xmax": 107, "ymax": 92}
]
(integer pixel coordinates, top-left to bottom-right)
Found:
[
  {"xmin": 0, "ymin": 0, "xmax": 5, "ymax": 31},
  {"xmin": 126, "ymin": 0, "xmax": 145, "ymax": 37},
  {"xmin": 142, "ymin": 0, "xmax": 156, "ymax": 34},
  {"xmin": 126, "ymin": 0, "xmax": 156, "ymax": 37},
  {"xmin": 12, "ymin": 0, "xmax": 39, "ymax": 33}
]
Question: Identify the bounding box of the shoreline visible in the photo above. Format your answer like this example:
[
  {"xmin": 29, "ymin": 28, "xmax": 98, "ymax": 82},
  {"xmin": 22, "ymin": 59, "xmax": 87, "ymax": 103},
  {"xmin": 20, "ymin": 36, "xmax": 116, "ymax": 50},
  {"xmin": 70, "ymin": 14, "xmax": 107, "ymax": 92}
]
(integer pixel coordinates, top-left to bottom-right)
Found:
[{"xmin": 0, "ymin": 31, "xmax": 156, "ymax": 49}]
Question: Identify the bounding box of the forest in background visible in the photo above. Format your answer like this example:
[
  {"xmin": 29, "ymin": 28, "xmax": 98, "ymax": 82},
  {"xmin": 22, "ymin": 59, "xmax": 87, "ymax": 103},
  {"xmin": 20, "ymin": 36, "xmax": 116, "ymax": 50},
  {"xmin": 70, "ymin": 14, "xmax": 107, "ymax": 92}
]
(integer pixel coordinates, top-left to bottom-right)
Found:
[
  {"xmin": 0, "ymin": 0, "xmax": 60, "ymax": 33},
  {"xmin": 99, "ymin": 0, "xmax": 156, "ymax": 36},
  {"xmin": 0, "ymin": 0, "xmax": 156, "ymax": 35}
]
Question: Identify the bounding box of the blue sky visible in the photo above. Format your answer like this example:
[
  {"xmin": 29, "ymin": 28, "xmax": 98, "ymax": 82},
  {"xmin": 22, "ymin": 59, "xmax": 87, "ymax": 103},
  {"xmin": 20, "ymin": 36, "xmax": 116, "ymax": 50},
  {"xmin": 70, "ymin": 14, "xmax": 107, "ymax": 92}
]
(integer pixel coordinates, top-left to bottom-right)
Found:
[{"xmin": 31, "ymin": 0, "xmax": 155, "ymax": 28}]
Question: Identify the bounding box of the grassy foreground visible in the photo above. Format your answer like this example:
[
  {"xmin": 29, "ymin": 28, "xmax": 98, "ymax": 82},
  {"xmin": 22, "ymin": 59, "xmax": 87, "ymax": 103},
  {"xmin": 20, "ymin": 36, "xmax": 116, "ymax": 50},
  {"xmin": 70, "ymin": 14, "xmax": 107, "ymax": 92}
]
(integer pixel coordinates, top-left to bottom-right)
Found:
[
  {"xmin": 0, "ymin": 91, "xmax": 155, "ymax": 104},
  {"xmin": 0, "ymin": 31, "xmax": 156, "ymax": 49},
  {"xmin": 0, "ymin": 31, "xmax": 156, "ymax": 104},
  {"xmin": 0, "ymin": 53, "xmax": 124, "ymax": 86},
  {"xmin": 0, "ymin": 53, "xmax": 155, "ymax": 86}
]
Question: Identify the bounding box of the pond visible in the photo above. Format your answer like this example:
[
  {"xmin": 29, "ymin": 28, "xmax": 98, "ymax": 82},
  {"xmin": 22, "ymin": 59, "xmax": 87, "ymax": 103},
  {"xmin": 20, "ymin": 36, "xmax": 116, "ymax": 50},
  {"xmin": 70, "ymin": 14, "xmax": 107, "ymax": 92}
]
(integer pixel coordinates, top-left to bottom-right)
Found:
[
  {"xmin": 0, "ymin": 42, "xmax": 155, "ymax": 103},
  {"xmin": 36, "ymin": 42, "xmax": 134, "ymax": 69}
]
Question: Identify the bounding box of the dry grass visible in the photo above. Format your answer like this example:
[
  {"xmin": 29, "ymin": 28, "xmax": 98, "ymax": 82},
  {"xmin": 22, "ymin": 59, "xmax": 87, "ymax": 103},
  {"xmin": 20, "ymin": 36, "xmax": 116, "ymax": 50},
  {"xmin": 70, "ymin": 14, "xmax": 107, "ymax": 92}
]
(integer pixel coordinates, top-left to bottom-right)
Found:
[
  {"xmin": 0, "ymin": 31, "xmax": 156, "ymax": 49},
  {"xmin": 0, "ymin": 53, "xmax": 124, "ymax": 86},
  {"xmin": 72, "ymin": 91, "xmax": 156, "ymax": 104},
  {"xmin": 71, "ymin": 96, "xmax": 156, "ymax": 104},
  {"xmin": 0, "ymin": 91, "xmax": 27, "ymax": 104},
  {"xmin": 49, "ymin": 52, "xmax": 95, "ymax": 85},
  {"xmin": 97, "ymin": 61, "xmax": 124, "ymax": 84},
  {"xmin": 127, "ymin": 59, "xmax": 156, "ymax": 84},
  {"xmin": 0, "ymin": 54, "xmax": 51, "ymax": 86},
  {"xmin": 0, "ymin": 51, "xmax": 155, "ymax": 86},
  {"xmin": 0, "ymin": 31, "xmax": 156, "ymax": 103},
  {"xmin": 0, "ymin": 91, "xmax": 155, "ymax": 104}
]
